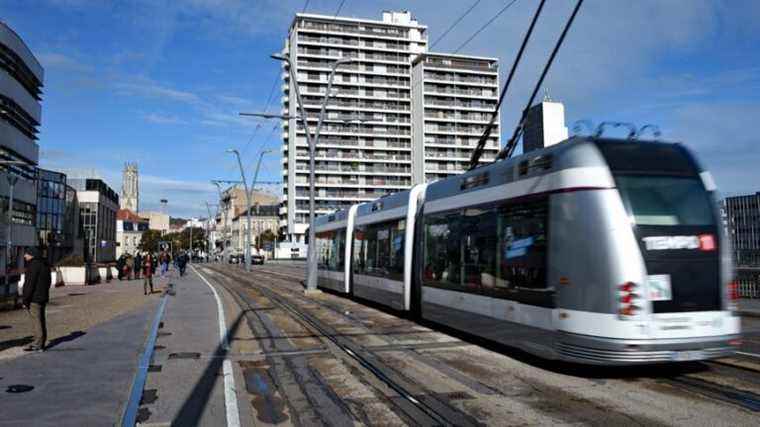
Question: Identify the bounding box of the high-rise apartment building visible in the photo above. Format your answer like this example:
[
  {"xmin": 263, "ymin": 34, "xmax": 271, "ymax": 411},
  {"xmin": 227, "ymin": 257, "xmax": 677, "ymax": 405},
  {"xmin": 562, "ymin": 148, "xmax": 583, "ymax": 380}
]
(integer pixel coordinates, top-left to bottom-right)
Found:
[
  {"xmin": 280, "ymin": 11, "xmax": 501, "ymax": 242},
  {"xmin": 281, "ymin": 11, "xmax": 427, "ymax": 242},
  {"xmin": 411, "ymin": 53, "xmax": 500, "ymax": 183}
]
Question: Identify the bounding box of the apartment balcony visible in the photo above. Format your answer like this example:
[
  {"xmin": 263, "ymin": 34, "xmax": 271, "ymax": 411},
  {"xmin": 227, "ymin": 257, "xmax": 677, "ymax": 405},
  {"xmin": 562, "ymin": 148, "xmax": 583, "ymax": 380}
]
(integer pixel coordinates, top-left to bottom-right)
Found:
[
  {"xmin": 424, "ymin": 112, "xmax": 494, "ymax": 123},
  {"xmin": 424, "ymin": 87, "xmax": 497, "ymax": 98},
  {"xmin": 294, "ymin": 164, "xmax": 411, "ymax": 175},
  {"xmin": 295, "ymin": 153, "xmax": 411, "ymax": 162},
  {"xmin": 302, "ymin": 99, "xmax": 411, "ymax": 111},
  {"xmin": 296, "ymin": 127, "xmax": 411, "ymax": 136},
  {"xmin": 423, "ymin": 99, "xmax": 497, "ymax": 111},
  {"xmin": 425, "ymin": 127, "xmax": 487, "ymax": 136},
  {"xmin": 296, "ymin": 48, "xmax": 409, "ymax": 64},
  {"xmin": 423, "ymin": 74, "xmax": 498, "ymax": 86},
  {"xmin": 423, "ymin": 61, "xmax": 498, "ymax": 73},
  {"xmin": 296, "ymin": 60, "xmax": 410, "ymax": 75},
  {"xmin": 295, "ymin": 140, "xmax": 411, "ymax": 150},
  {"xmin": 297, "ymin": 21, "xmax": 424, "ymax": 42}
]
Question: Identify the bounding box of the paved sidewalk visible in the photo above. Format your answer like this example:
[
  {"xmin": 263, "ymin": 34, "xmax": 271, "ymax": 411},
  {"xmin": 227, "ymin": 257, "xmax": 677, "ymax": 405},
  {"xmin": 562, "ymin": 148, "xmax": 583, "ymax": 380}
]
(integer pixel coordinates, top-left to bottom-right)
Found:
[
  {"xmin": 1, "ymin": 277, "xmax": 158, "ymax": 360},
  {"xmin": 0, "ymin": 298, "xmax": 160, "ymax": 426},
  {"xmin": 135, "ymin": 266, "xmax": 242, "ymax": 426}
]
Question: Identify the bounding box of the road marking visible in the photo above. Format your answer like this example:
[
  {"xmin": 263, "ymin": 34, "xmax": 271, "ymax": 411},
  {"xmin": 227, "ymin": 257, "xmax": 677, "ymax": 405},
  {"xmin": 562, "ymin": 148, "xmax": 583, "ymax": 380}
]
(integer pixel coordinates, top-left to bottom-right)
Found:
[
  {"xmin": 191, "ymin": 265, "xmax": 241, "ymax": 427},
  {"xmin": 121, "ymin": 294, "xmax": 168, "ymax": 427}
]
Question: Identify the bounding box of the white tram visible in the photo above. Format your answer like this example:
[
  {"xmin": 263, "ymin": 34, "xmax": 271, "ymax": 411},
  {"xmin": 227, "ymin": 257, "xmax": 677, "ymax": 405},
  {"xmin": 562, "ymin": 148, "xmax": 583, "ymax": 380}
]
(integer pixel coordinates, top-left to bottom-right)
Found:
[{"xmin": 313, "ymin": 136, "xmax": 741, "ymax": 365}]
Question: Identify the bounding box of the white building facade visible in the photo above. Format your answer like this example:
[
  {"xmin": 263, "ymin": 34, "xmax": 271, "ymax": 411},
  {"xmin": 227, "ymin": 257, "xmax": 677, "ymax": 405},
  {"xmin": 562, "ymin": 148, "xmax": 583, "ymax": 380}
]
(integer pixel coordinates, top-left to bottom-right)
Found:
[
  {"xmin": 279, "ymin": 12, "xmax": 503, "ymax": 242},
  {"xmin": 281, "ymin": 11, "xmax": 428, "ymax": 243},
  {"xmin": 411, "ymin": 53, "xmax": 500, "ymax": 183}
]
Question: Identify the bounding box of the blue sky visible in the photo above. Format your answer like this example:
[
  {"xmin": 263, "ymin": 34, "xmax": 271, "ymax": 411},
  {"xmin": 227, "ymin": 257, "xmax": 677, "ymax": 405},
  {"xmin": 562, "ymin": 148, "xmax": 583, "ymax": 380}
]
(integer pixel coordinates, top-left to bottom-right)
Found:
[{"xmin": 2, "ymin": 0, "xmax": 759, "ymax": 217}]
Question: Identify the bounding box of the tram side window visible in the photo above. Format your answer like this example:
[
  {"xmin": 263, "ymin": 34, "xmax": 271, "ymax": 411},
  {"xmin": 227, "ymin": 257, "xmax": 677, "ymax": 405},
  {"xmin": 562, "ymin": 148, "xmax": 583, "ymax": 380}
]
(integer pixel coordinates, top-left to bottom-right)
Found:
[
  {"xmin": 422, "ymin": 198, "xmax": 549, "ymax": 298},
  {"xmin": 494, "ymin": 200, "xmax": 548, "ymax": 293},
  {"xmin": 353, "ymin": 219, "xmax": 405, "ymax": 281},
  {"xmin": 315, "ymin": 229, "xmax": 345, "ymax": 272}
]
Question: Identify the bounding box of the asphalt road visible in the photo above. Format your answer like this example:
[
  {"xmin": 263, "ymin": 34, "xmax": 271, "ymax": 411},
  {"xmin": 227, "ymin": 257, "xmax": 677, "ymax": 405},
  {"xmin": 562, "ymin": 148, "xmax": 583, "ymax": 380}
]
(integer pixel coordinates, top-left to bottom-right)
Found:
[{"xmin": 193, "ymin": 262, "xmax": 760, "ymax": 426}]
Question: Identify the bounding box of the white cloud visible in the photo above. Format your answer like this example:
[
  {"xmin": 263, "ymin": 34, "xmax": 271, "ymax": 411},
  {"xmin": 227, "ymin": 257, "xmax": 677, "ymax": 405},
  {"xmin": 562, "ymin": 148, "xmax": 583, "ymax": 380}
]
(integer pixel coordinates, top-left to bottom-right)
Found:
[
  {"xmin": 114, "ymin": 79, "xmax": 202, "ymax": 105},
  {"xmin": 37, "ymin": 52, "xmax": 92, "ymax": 72},
  {"xmin": 144, "ymin": 112, "xmax": 188, "ymax": 125}
]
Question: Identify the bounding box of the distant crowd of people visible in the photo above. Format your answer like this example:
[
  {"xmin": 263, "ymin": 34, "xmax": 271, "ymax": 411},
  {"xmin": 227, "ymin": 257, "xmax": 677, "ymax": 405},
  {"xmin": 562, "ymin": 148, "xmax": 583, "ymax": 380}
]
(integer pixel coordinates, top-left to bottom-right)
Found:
[{"xmin": 116, "ymin": 250, "xmax": 191, "ymax": 295}]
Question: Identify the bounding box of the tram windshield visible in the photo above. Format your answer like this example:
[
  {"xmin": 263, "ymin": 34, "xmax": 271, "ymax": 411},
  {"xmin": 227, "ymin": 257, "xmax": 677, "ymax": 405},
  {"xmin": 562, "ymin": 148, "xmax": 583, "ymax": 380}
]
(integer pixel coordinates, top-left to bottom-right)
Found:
[{"xmin": 615, "ymin": 176, "xmax": 715, "ymax": 226}]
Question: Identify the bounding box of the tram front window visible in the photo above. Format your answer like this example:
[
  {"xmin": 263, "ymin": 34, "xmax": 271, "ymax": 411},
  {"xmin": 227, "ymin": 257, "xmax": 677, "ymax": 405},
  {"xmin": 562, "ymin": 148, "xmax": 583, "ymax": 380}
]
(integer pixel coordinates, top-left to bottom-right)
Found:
[{"xmin": 615, "ymin": 176, "xmax": 715, "ymax": 226}]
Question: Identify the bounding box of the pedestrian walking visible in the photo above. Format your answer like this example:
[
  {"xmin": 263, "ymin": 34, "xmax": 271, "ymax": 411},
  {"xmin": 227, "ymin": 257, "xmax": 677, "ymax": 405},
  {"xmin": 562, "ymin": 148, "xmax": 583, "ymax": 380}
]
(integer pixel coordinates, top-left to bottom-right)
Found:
[
  {"xmin": 134, "ymin": 252, "xmax": 142, "ymax": 280},
  {"xmin": 22, "ymin": 247, "xmax": 50, "ymax": 352},
  {"xmin": 142, "ymin": 253, "xmax": 155, "ymax": 295},
  {"xmin": 125, "ymin": 254, "xmax": 134, "ymax": 280},
  {"xmin": 159, "ymin": 251, "xmax": 169, "ymax": 277},
  {"xmin": 177, "ymin": 252, "xmax": 187, "ymax": 277},
  {"xmin": 116, "ymin": 254, "xmax": 126, "ymax": 280}
]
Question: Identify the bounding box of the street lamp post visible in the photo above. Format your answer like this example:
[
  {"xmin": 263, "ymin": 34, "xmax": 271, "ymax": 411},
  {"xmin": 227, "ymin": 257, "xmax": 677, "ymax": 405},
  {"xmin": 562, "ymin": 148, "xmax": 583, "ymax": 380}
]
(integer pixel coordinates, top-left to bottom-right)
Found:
[
  {"xmin": 204, "ymin": 202, "xmax": 217, "ymax": 262},
  {"xmin": 250, "ymin": 53, "xmax": 355, "ymax": 292},
  {"xmin": 226, "ymin": 149, "xmax": 253, "ymax": 271}
]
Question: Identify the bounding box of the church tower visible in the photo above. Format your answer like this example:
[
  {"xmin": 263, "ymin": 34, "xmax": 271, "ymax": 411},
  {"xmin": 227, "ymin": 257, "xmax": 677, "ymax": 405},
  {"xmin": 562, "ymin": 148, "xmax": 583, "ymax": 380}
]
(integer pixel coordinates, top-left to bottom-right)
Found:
[{"xmin": 121, "ymin": 162, "xmax": 139, "ymax": 212}]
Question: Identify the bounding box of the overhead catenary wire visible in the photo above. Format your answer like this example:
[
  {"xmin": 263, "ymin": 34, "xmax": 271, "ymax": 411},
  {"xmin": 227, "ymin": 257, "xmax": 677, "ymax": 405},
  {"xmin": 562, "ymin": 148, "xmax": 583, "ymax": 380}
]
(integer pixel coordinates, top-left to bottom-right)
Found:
[
  {"xmin": 407, "ymin": 0, "xmax": 521, "ymax": 96},
  {"xmin": 241, "ymin": 72, "xmax": 280, "ymax": 163},
  {"xmin": 496, "ymin": 0, "xmax": 584, "ymax": 161},
  {"xmin": 430, "ymin": 0, "xmax": 481, "ymax": 49},
  {"xmin": 333, "ymin": 0, "xmax": 346, "ymax": 17},
  {"xmin": 454, "ymin": 0, "xmax": 519, "ymax": 54},
  {"xmin": 468, "ymin": 0, "xmax": 547, "ymax": 170}
]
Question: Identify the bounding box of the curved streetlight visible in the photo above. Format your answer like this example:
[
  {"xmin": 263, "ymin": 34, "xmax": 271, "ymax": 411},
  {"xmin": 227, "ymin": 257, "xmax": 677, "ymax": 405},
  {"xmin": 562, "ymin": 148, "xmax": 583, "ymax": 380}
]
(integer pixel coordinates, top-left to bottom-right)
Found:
[{"xmin": 270, "ymin": 52, "xmax": 356, "ymax": 293}]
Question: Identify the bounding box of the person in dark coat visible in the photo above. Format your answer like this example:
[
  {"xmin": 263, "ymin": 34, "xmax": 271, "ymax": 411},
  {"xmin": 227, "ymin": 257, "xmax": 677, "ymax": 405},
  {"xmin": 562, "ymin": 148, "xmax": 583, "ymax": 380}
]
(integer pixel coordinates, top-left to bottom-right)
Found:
[
  {"xmin": 177, "ymin": 252, "xmax": 187, "ymax": 277},
  {"xmin": 116, "ymin": 254, "xmax": 126, "ymax": 280},
  {"xmin": 142, "ymin": 252, "xmax": 155, "ymax": 295},
  {"xmin": 22, "ymin": 247, "xmax": 50, "ymax": 352},
  {"xmin": 134, "ymin": 252, "xmax": 142, "ymax": 280}
]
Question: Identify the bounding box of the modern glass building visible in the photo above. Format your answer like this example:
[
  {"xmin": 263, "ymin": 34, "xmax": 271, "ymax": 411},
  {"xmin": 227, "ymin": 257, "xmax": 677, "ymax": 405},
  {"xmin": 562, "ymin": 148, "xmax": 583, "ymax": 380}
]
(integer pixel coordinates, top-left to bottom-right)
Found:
[
  {"xmin": 37, "ymin": 168, "xmax": 81, "ymax": 263},
  {"xmin": 1, "ymin": 21, "xmax": 43, "ymax": 297},
  {"xmin": 69, "ymin": 178, "xmax": 119, "ymax": 263}
]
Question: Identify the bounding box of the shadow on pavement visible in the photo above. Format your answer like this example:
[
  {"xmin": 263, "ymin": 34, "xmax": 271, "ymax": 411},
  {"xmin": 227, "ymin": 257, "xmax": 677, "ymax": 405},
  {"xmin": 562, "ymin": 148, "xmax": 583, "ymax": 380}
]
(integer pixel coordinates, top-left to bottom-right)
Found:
[
  {"xmin": 171, "ymin": 312, "xmax": 244, "ymax": 425},
  {"xmin": 45, "ymin": 331, "xmax": 86, "ymax": 350},
  {"xmin": 0, "ymin": 336, "xmax": 33, "ymax": 352}
]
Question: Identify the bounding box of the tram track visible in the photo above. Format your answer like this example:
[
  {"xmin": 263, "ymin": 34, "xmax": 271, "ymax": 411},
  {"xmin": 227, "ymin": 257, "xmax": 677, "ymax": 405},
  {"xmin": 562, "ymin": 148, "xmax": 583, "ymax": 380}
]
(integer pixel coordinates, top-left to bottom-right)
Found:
[
  {"xmin": 249, "ymin": 265, "xmax": 760, "ymax": 416},
  {"xmin": 202, "ymin": 265, "xmax": 481, "ymax": 427}
]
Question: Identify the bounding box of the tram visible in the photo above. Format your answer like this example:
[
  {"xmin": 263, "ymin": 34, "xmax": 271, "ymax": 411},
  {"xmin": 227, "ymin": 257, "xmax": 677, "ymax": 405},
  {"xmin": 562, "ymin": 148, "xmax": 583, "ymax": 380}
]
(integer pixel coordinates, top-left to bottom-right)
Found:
[{"xmin": 313, "ymin": 136, "xmax": 741, "ymax": 365}]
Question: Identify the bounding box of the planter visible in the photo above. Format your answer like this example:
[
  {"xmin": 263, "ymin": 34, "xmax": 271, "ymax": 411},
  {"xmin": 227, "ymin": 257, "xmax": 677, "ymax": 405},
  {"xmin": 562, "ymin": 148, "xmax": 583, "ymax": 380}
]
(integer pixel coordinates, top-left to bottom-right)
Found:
[{"xmin": 58, "ymin": 266, "xmax": 100, "ymax": 285}]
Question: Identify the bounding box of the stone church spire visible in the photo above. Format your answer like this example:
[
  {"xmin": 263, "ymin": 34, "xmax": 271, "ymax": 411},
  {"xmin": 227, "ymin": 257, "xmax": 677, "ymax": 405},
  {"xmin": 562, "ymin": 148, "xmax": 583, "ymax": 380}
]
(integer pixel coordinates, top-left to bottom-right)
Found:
[{"xmin": 121, "ymin": 162, "xmax": 139, "ymax": 212}]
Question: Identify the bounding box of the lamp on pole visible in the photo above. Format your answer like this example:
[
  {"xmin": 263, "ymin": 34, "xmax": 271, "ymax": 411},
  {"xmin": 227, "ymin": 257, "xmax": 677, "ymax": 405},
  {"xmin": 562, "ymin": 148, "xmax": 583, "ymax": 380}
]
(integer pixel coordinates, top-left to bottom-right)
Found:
[
  {"xmin": 204, "ymin": 202, "xmax": 217, "ymax": 262},
  {"xmin": 255, "ymin": 53, "xmax": 355, "ymax": 293},
  {"xmin": 0, "ymin": 160, "xmax": 27, "ymax": 301},
  {"xmin": 226, "ymin": 149, "xmax": 253, "ymax": 271}
]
